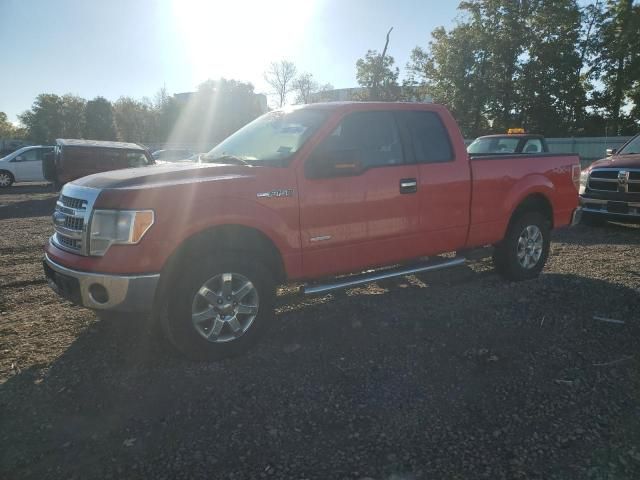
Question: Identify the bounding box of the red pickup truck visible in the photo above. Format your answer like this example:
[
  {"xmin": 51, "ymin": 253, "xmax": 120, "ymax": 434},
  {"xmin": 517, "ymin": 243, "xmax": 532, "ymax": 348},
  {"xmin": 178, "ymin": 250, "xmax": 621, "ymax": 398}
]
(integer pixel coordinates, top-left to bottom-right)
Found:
[{"xmin": 44, "ymin": 102, "xmax": 581, "ymax": 359}]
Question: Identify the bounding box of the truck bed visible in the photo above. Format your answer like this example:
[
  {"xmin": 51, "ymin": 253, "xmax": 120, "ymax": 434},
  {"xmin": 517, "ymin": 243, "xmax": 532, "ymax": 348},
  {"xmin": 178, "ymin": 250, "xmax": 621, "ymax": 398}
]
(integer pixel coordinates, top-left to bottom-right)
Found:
[{"xmin": 467, "ymin": 153, "xmax": 580, "ymax": 247}]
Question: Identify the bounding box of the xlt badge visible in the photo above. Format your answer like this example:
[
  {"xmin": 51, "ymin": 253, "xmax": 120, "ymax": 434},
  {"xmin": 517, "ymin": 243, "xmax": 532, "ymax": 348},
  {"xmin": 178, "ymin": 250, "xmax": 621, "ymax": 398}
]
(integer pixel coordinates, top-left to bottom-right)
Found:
[{"xmin": 257, "ymin": 189, "xmax": 294, "ymax": 198}]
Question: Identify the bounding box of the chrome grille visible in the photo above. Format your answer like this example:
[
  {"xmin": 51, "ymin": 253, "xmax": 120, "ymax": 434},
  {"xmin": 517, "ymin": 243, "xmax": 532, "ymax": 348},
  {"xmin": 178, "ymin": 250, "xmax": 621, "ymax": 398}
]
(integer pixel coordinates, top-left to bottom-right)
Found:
[
  {"xmin": 61, "ymin": 195, "xmax": 87, "ymax": 210},
  {"xmin": 51, "ymin": 185, "xmax": 99, "ymax": 256},
  {"xmin": 64, "ymin": 216, "xmax": 84, "ymax": 230},
  {"xmin": 56, "ymin": 235, "xmax": 82, "ymax": 250},
  {"xmin": 588, "ymin": 168, "xmax": 640, "ymax": 194}
]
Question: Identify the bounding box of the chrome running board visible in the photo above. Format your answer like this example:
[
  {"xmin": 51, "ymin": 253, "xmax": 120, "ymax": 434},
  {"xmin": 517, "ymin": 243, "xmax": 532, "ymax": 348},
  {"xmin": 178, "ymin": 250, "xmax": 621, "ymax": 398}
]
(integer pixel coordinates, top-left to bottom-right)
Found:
[{"xmin": 302, "ymin": 256, "xmax": 466, "ymax": 295}]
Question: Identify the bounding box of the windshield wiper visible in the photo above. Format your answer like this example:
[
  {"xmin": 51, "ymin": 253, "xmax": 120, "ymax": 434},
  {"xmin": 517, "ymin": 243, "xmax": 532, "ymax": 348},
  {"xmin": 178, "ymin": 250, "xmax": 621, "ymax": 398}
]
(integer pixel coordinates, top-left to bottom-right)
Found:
[{"xmin": 203, "ymin": 154, "xmax": 250, "ymax": 166}]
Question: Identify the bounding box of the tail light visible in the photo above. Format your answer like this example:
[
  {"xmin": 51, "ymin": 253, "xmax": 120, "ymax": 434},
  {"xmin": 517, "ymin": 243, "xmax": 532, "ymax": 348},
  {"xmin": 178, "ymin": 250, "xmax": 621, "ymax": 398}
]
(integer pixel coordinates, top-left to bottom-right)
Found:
[{"xmin": 571, "ymin": 164, "xmax": 581, "ymax": 191}]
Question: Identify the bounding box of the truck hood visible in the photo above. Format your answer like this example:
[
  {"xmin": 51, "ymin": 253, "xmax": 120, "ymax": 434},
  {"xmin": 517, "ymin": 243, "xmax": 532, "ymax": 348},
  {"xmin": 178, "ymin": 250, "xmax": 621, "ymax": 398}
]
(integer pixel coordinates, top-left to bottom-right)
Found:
[
  {"xmin": 71, "ymin": 163, "xmax": 255, "ymax": 189},
  {"xmin": 589, "ymin": 154, "xmax": 640, "ymax": 170}
]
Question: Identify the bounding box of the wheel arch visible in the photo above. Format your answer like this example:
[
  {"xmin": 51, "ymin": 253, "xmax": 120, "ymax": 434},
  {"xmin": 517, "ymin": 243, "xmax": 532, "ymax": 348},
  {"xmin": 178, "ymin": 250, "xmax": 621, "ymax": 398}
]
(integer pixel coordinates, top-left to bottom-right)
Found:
[
  {"xmin": 160, "ymin": 223, "xmax": 287, "ymax": 287},
  {"xmin": 507, "ymin": 192, "xmax": 554, "ymax": 233}
]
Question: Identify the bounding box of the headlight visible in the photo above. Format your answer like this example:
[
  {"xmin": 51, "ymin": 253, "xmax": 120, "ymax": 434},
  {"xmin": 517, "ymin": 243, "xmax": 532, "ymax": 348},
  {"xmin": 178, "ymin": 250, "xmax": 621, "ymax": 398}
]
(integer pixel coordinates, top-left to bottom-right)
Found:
[
  {"xmin": 579, "ymin": 170, "xmax": 589, "ymax": 194},
  {"xmin": 580, "ymin": 170, "xmax": 589, "ymax": 186},
  {"xmin": 89, "ymin": 209, "xmax": 154, "ymax": 256}
]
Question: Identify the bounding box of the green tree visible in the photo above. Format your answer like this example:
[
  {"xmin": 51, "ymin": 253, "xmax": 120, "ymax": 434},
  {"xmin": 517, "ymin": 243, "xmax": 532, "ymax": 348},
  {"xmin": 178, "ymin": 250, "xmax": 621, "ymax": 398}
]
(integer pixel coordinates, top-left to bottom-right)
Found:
[
  {"xmin": 154, "ymin": 87, "xmax": 180, "ymax": 143},
  {"xmin": 59, "ymin": 94, "xmax": 86, "ymax": 138},
  {"xmin": 591, "ymin": 0, "xmax": 640, "ymax": 134},
  {"xmin": 406, "ymin": 23, "xmax": 491, "ymax": 136},
  {"xmin": 0, "ymin": 112, "xmax": 25, "ymax": 139},
  {"xmin": 113, "ymin": 97, "xmax": 155, "ymax": 143},
  {"xmin": 84, "ymin": 96, "xmax": 116, "ymax": 140},
  {"xmin": 355, "ymin": 50, "xmax": 401, "ymax": 101},
  {"xmin": 407, "ymin": 0, "xmax": 607, "ymax": 136},
  {"xmin": 18, "ymin": 94, "xmax": 63, "ymax": 143},
  {"xmin": 18, "ymin": 94, "xmax": 86, "ymax": 143},
  {"xmin": 517, "ymin": 0, "xmax": 586, "ymax": 135}
]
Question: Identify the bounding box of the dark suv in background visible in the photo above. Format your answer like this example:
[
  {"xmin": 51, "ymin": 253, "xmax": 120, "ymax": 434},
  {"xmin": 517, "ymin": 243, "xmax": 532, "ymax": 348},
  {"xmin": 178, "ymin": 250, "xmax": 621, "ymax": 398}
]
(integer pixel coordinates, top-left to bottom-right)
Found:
[
  {"xmin": 579, "ymin": 133, "xmax": 640, "ymax": 224},
  {"xmin": 43, "ymin": 139, "xmax": 155, "ymax": 189}
]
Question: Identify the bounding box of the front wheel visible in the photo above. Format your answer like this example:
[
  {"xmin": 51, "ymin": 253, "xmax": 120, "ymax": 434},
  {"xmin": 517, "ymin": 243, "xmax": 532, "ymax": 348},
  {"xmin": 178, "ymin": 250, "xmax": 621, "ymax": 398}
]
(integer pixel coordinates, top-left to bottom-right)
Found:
[
  {"xmin": 163, "ymin": 254, "xmax": 275, "ymax": 360},
  {"xmin": 0, "ymin": 171, "xmax": 14, "ymax": 188},
  {"xmin": 493, "ymin": 212, "xmax": 551, "ymax": 281}
]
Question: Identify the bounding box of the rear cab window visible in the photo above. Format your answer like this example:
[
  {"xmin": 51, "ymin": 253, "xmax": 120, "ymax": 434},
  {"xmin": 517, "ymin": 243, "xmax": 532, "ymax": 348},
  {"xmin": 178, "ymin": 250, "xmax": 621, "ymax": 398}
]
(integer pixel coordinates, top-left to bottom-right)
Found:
[
  {"xmin": 396, "ymin": 111, "xmax": 453, "ymax": 163},
  {"xmin": 522, "ymin": 139, "xmax": 543, "ymax": 153},
  {"xmin": 468, "ymin": 137, "xmax": 520, "ymax": 154}
]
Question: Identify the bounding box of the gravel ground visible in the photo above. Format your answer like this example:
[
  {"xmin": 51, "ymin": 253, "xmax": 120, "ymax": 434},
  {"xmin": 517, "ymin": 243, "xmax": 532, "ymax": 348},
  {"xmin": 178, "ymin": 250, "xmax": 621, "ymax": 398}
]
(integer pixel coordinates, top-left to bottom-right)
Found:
[{"xmin": 1, "ymin": 184, "xmax": 640, "ymax": 479}]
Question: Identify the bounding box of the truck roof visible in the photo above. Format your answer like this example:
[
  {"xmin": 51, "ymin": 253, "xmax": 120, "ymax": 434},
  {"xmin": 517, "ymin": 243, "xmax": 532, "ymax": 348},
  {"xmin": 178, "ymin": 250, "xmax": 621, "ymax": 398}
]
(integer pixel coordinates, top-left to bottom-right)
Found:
[
  {"xmin": 475, "ymin": 134, "xmax": 544, "ymax": 139},
  {"xmin": 56, "ymin": 139, "xmax": 146, "ymax": 150},
  {"xmin": 298, "ymin": 101, "xmax": 440, "ymax": 111}
]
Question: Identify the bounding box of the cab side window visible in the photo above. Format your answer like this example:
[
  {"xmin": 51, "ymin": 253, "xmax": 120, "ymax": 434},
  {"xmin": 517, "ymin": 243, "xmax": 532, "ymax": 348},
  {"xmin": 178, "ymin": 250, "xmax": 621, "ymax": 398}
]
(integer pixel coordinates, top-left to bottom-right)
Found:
[
  {"xmin": 398, "ymin": 111, "xmax": 453, "ymax": 163},
  {"xmin": 322, "ymin": 111, "xmax": 404, "ymax": 168}
]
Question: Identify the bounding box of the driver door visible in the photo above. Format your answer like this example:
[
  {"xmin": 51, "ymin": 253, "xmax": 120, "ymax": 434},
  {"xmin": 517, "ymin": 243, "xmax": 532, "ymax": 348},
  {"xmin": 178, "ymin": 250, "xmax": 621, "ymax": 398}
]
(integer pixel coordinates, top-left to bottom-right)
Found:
[{"xmin": 297, "ymin": 110, "xmax": 421, "ymax": 278}]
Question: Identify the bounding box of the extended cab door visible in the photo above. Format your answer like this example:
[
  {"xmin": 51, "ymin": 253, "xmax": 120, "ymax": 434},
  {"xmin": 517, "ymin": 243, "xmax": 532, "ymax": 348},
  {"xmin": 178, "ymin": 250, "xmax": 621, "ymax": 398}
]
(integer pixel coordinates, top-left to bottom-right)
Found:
[
  {"xmin": 396, "ymin": 110, "xmax": 471, "ymax": 253},
  {"xmin": 297, "ymin": 110, "xmax": 421, "ymax": 278}
]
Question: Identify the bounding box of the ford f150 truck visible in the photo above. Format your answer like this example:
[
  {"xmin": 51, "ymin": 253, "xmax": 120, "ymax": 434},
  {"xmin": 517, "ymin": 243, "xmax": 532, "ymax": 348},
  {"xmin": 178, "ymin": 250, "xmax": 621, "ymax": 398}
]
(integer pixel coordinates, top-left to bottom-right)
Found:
[
  {"xmin": 579, "ymin": 132, "xmax": 640, "ymax": 224},
  {"xmin": 43, "ymin": 102, "xmax": 581, "ymax": 359}
]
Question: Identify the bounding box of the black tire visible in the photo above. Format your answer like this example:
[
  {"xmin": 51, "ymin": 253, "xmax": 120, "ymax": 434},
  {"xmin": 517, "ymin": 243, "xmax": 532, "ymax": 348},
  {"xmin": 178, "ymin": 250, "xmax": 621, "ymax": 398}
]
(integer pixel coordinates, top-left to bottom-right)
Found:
[
  {"xmin": 162, "ymin": 254, "xmax": 275, "ymax": 360},
  {"xmin": 0, "ymin": 170, "xmax": 14, "ymax": 188},
  {"xmin": 493, "ymin": 211, "xmax": 551, "ymax": 281},
  {"xmin": 581, "ymin": 212, "xmax": 607, "ymax": 227}
]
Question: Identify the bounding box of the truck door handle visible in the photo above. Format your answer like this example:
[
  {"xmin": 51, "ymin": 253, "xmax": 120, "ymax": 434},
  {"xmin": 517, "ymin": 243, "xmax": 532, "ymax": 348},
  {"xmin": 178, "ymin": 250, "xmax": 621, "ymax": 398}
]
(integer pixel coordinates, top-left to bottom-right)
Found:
[{"xmin": 399, "ymin": 178, "xmax": 417, "ymax": 194}]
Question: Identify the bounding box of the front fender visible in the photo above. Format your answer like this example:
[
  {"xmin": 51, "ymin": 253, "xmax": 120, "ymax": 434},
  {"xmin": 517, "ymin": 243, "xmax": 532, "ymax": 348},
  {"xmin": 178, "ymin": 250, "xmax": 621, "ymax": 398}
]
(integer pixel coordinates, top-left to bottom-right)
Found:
[{"xmin": 157, "ymin": 195, "xmax": 302, "ymax": 278}]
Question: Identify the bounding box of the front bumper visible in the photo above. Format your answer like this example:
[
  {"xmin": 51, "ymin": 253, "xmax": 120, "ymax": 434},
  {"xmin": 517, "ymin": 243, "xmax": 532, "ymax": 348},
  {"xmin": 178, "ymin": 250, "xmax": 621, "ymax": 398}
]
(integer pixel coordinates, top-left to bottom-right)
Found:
[
  {"xmin": 579, "ymin": 196, "xmax": 640, "ymax": 222},
  {"xmin": 43, "ymin": 254, "xmax": 160, "ymax": 312}
]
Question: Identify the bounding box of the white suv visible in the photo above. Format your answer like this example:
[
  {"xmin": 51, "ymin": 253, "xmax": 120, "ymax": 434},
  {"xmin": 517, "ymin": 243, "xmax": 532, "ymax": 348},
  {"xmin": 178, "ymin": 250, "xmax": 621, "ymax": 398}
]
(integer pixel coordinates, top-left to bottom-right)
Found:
[{"xmin": 0, "ymin": 145, "xmax": 54, "ymax": 187}]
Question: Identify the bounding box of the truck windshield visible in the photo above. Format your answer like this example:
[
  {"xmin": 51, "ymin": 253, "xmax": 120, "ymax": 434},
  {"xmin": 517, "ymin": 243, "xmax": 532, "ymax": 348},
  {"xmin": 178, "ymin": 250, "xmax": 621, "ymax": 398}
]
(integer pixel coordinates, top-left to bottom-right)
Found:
[
  {"xmin": 202, "ymin": 109, "xmax": 327, "ymax": 165},
  {"xmin": 618, "ymin": 135, "xmax": 640, "ymax": 155}
]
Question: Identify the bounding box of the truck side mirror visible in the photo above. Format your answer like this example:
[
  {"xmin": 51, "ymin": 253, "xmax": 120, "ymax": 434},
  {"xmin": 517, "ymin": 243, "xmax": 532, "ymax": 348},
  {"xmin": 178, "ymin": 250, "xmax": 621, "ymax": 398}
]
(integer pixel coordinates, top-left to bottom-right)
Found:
[
  {"xmin": 606, "ymin": 148, "xmax": 617, "ymax": 156},
  {"xmin": 306, "ymin": 149, "xmax": 364, "ymax": 179}
]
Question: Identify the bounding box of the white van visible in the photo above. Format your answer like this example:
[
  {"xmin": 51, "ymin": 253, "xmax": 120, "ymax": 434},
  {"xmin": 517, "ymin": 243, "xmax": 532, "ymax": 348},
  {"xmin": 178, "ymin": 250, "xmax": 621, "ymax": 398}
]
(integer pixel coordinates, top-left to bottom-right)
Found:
[{"xmin": 0, "ymin": 145, "xmax": 54, "ymax": 187}]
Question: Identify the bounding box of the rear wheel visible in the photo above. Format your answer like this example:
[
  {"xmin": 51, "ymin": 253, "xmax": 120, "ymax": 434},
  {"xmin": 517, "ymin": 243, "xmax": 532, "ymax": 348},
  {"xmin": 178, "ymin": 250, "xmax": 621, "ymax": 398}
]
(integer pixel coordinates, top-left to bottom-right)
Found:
[
  {"xmin": 163, "ymin": 254, "xmax": 275, "ymax": 360},
  {"xmin": 0, "ymin": 171, "xmax": 14, "ymax": 188},
  {"xmin": 493, "ymin": 212, "xmax": 550, "ymax": 281}
]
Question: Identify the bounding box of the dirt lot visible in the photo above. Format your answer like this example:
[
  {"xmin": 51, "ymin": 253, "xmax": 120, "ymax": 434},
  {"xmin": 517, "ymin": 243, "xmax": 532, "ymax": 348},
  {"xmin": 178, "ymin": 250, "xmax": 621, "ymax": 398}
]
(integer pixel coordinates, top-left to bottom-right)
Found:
[{"xmin": 1, "ymin": 185, "xmax": 639, "ymax": 479}]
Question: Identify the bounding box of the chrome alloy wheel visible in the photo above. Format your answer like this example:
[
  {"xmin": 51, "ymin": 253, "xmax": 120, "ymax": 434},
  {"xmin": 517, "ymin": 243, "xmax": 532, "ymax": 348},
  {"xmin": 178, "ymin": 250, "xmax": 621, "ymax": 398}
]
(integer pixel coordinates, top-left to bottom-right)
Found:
[
  {"xmin": 517, "ymin": 225, "xmax": 544, "ymax": 269},
  {"xmin": 0, "ymin": 172, "xmax": 12, "ymax": 187},
  {"xmin": 191, "ymin": 272, "xmax": 259, "ymax": 343}
]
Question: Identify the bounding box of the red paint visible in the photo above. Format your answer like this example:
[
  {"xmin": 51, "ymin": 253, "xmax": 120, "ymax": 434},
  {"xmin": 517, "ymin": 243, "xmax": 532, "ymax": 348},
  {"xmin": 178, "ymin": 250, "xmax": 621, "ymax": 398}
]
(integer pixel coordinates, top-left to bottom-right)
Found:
[{"xmin": 45, "ymin": 102, "xmax": 579, "ymax": 281}]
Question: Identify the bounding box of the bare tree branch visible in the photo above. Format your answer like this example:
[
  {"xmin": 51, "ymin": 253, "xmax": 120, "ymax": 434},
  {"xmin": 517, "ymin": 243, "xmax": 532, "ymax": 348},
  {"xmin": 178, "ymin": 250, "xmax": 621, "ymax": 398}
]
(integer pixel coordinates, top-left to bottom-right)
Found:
[
  {"xmin": 264, "ymin": 60, "xmax": 297, "ymax": 108},
  {"xmin": 371, "ymin": 27, "xmax": 394, "ymax": 100},
  {"xmin": 292, "ymin": 73, "xmax": 319, "ymax": 104}
]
